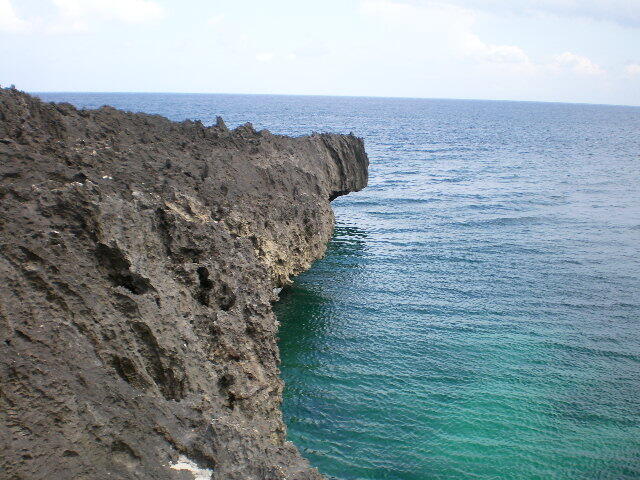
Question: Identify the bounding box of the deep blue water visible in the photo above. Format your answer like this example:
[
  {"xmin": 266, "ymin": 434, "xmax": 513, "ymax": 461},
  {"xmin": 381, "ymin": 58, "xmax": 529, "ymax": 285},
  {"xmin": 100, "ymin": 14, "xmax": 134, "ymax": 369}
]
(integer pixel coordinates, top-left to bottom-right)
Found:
[{"xmin": 36, "ymin": 93, "xmax": 640, "ymax": 479}]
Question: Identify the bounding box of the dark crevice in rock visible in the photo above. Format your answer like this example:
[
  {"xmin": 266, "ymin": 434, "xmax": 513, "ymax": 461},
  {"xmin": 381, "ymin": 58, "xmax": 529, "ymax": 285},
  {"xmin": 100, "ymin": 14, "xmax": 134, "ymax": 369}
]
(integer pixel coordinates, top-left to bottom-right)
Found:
[
  {"xmin": 196, "ymin": 266, "xmax": 213, "ymax": 306},
  {"xmin": 217, "ymin": 283, "xmax": 236, "ymax": 311},
  {"xmin": 111, "ymin": 355, "xmax": 150, "ymax": 391},
  {"xmin": 217, "ymin": 373, "xmax": 236, "ymax": 410},
  {"xmin": 329, "ymin": 189, "xmax": 351, "ymax": 201},
  {"xmin": 155, "ymin": 208, "xmax": 174, "ymax": 257},
  {"xmin": 96, "ymin": 244, "xmax": 155, "ymax": 295},
  {"xmin": 130, "ymin": 321, "xmax": 185, "ymax": 401}
]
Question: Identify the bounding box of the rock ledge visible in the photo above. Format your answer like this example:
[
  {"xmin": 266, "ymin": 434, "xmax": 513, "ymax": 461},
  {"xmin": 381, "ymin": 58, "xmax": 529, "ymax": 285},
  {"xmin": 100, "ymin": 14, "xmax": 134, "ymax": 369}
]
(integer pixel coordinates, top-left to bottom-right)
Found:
[{"xmin": 0, "ymin": 89, "xmax": 368, "ymax": 479}]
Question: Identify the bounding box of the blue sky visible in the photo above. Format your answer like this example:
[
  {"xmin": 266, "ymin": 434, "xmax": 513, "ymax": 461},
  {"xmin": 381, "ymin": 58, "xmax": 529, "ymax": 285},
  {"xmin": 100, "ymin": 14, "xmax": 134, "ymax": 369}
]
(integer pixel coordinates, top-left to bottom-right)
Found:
[{"xmin": 1, "ymin": 0, "xmax": 639, "ymax": 105}]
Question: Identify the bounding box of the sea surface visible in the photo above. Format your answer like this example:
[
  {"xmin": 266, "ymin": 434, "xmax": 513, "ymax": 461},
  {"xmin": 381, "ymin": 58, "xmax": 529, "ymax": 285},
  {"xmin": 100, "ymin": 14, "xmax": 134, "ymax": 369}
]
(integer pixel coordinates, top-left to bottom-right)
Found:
[{"xmin": 36, "ymin": 92, "xmax": 640, "ymax": 480}]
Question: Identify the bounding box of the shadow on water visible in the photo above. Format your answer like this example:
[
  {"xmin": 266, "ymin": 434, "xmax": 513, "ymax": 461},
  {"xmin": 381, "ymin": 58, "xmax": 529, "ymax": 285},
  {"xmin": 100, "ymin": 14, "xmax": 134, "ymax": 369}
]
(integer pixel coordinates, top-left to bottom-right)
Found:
[
  {"xmin": 324, "ymin": 224, "xmax": 369, "ymax": 257},
  {"xmin": 276, "ymin": 283, "xmax": 335, "ymax": 364},
  {"xmin": 275, "ymin": 223, "xmax": 368, "ymax": 365}
]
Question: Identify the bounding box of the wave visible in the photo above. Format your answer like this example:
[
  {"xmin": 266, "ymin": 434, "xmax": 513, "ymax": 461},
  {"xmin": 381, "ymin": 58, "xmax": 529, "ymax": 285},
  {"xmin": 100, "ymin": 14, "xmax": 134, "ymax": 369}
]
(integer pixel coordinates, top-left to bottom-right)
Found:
[{"xmin": 451, "ymin": 216, "xmax": 553, "ymax": 227}]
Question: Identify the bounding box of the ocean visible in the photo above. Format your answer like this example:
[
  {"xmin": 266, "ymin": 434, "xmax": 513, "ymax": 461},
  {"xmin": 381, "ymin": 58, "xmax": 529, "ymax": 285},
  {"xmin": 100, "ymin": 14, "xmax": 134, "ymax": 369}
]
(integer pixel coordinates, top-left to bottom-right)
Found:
[{"xmin": 36, "ymin": 92, "xmax": 640, "ymax": 479}]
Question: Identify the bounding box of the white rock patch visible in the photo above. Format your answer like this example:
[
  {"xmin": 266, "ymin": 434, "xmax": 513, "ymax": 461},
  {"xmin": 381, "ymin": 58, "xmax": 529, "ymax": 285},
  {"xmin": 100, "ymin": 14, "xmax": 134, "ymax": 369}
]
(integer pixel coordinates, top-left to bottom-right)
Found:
[{"xmin": 169, "ymin": 455, "xmax": 213, "ymax": 480}]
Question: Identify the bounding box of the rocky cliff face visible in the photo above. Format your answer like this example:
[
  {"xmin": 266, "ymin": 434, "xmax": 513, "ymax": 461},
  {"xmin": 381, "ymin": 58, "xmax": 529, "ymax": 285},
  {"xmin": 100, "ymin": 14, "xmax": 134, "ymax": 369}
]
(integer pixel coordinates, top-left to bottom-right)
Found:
[{"xmin": 0, "ymin": 89, "xmax": 368, "ymax": 480}]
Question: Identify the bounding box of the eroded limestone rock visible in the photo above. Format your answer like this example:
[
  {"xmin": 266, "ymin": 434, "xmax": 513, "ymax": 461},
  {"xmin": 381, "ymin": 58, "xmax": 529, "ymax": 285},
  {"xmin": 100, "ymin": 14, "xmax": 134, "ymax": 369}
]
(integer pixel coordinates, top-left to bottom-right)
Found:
[{"xmin": 0, "ymin": 89, "xmax": 368, "ymax": 480}]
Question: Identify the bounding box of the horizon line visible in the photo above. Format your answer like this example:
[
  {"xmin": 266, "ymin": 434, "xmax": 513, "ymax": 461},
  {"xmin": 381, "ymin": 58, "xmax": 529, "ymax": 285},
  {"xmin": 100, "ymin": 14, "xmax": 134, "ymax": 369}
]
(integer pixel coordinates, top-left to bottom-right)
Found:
[{"xmin": 26, "ymin": 89, "xmax": 640, "ymax": 109}]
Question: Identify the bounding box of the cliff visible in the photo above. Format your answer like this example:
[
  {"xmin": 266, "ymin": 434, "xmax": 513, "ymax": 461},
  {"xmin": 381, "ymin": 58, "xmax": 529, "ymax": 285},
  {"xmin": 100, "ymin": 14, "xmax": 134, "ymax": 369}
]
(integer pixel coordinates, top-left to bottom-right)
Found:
[{"xmin": 0, "ymin": 88, "xmax": 368, "ymax": 479}]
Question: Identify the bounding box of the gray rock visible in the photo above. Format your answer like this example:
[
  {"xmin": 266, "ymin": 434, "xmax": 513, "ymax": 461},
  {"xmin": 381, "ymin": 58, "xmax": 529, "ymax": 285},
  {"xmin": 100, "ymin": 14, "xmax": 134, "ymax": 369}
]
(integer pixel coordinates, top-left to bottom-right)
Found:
[{"xmin": 0, "ymin": 88, "xmax": 368, "ymax": 479}]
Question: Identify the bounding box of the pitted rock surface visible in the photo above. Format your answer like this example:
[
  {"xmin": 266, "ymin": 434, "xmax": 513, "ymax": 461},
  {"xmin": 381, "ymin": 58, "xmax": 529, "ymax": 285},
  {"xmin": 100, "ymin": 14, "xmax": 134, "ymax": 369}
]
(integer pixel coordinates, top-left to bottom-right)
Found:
[{"xmin": 0, "ymin": 88, "xmax": 368, "ymax": 480}]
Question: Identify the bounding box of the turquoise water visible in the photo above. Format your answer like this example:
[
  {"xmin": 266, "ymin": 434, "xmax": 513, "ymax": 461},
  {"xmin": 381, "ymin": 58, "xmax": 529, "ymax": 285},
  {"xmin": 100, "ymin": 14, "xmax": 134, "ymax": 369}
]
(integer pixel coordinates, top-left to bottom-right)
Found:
[{"xmin": 37, "ymin": 93, "xmax": 640, "ymax": 479}]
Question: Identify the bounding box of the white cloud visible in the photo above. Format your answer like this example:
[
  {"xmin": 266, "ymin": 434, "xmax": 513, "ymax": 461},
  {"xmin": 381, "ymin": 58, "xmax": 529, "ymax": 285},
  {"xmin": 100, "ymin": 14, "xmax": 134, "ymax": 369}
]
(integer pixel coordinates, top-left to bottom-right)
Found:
[
  {"xmin": 361, "ymin": 0, "xmax": 531, "ymax": 66},
  {"xmin": 255, "ymin": 52, "xmax": 275, "ymax": 63},
  {"xmin": 255, "ymin": 51, "xmax": 303, "ymax": 63},
  {"xmin": 462, "ymin": 33, "xmax": 531, "ymax": 64},
  {"xmin": 361, "ymin": 0, "xmax": 427, "ymax": 19},
  {"xmin": 362, "ymin": 0, "xmax": 614, "ymax": 80},
  {"xmin": 408, "ymin": 0, "xmax": 640, "ymax": 28},
  {"xmin": 625, "ymin": 63, "xmax": 640, "ymax": 76},
  {"xmin": 50, "ymin": 0, "xmax": 165, "ymax": 32},
  {"xmin": 292, "ymin": 43, "xmax": 330, "ymax": 59},
  {"xmin": 0, "ymin": 0, "xmax": 30, "ymax": 32},
  {"xmin": 207, "ymin": 14, "xmax": 224, "ymax": 26},
  {"xmin": 552, "ymin": 52, "xmax": 604, "ymax": 75}
]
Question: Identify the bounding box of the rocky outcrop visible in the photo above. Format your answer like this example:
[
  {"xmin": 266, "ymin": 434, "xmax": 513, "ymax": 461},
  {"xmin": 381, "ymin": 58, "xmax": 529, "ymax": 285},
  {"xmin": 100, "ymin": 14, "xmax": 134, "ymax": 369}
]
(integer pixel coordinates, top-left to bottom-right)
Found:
[{"xmin": 0, "ymin": 88, "xmax": 368, "ymax": 479}]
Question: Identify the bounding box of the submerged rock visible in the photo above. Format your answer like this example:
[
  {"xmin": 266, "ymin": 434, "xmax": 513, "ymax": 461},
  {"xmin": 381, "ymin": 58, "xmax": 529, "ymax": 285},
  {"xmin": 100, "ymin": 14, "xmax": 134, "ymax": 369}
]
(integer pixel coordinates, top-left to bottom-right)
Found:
[{"xmin": 0, "ymin": 89, "xmax": 368, "ymax": 479}]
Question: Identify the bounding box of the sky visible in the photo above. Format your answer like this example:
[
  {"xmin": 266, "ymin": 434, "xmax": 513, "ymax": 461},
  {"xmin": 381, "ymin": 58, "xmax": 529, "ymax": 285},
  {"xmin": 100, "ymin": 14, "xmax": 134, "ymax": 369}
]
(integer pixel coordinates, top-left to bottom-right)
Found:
[{"xmin": 1, "ymin": 0, "xmax": 639, "ymax": 105}]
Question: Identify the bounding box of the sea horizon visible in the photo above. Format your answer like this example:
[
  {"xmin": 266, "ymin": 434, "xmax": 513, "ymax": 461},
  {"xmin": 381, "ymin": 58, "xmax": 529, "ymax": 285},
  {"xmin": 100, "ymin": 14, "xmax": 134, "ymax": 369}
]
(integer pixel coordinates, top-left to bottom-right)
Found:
[{"xmin": 28, "ymin": 90, "xmax": 640, "ymax": 110}]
